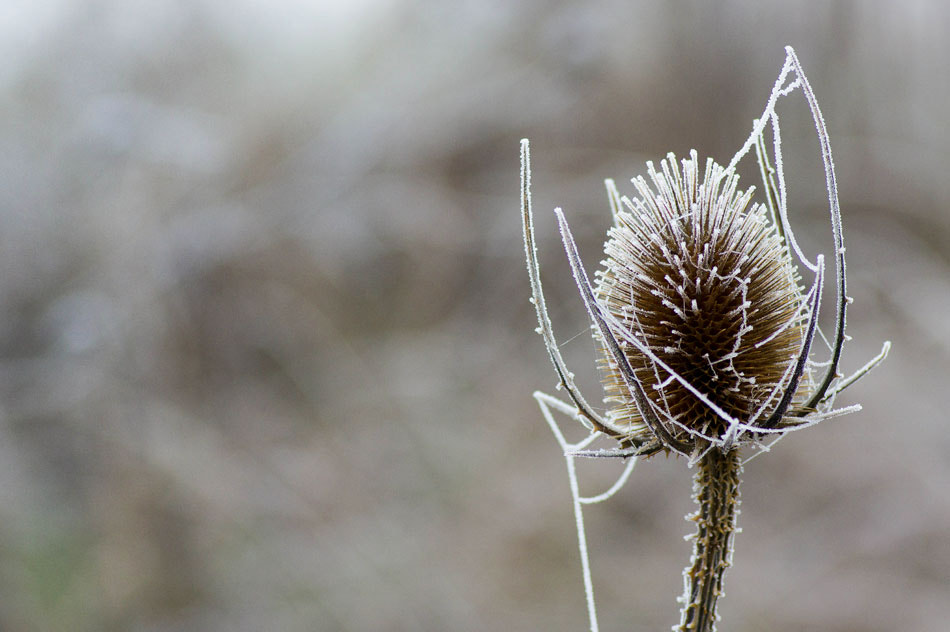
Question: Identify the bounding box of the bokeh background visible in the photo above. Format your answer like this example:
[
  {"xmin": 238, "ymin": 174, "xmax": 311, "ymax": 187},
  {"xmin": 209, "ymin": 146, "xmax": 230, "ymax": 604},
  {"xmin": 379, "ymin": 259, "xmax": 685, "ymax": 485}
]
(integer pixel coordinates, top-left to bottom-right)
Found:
[{"xmin": 2, "ymin": 1, "xmax": 948, "ymax": 630}]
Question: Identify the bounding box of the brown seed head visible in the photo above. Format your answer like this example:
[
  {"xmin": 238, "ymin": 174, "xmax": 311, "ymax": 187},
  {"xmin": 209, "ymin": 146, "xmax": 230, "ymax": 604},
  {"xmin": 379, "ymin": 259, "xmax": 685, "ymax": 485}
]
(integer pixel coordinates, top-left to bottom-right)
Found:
[{"xmin": 594, "ymin": 151, "xmax": 810, "ymax": 454}]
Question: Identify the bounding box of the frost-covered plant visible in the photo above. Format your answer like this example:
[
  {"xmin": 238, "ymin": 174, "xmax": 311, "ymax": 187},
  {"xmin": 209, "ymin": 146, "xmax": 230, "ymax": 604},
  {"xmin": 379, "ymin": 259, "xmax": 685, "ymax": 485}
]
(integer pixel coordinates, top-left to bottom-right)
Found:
[{"xmin": 520, "ymin": 46, "xmax": 889, "ymax": 632}]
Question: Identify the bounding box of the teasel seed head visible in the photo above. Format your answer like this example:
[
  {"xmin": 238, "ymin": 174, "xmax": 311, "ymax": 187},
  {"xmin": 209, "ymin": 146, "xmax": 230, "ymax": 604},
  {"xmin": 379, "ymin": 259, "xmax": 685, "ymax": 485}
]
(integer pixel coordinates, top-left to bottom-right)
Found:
[{"xmin": 594, "ymin": 150, "xmax": 811, "ymax": 456}]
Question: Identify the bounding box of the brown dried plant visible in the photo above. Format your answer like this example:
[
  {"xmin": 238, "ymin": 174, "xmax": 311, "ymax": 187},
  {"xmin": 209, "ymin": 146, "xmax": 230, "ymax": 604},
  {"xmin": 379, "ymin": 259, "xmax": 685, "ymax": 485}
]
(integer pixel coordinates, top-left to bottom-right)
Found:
[{"xmin": 521, "ymin": 46, "xmax": 889, "ymax": 632}]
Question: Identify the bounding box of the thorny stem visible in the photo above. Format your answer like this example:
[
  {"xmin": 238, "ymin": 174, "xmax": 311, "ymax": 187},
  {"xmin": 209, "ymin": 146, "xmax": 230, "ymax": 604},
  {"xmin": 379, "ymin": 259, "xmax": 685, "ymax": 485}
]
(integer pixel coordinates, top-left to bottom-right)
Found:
[{"xmin": 677, "ymin": 449, "xmax": 742, "ymax": 632}]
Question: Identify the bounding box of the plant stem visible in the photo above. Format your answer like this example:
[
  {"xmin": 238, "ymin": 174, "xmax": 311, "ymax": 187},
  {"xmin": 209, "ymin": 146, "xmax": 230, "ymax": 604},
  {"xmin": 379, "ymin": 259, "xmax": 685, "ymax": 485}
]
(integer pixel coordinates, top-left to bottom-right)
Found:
[{"xmin": 676, "ymin": 448, "xmax": 742, "ymax": 632}]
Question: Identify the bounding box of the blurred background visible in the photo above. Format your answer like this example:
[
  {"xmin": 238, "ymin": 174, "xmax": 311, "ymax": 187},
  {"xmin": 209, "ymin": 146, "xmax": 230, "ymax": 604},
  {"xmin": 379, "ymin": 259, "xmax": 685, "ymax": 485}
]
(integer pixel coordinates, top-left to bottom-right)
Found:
[{"xmin": 1, "ymin": 0, "xmax": 947, "ymax": 630}]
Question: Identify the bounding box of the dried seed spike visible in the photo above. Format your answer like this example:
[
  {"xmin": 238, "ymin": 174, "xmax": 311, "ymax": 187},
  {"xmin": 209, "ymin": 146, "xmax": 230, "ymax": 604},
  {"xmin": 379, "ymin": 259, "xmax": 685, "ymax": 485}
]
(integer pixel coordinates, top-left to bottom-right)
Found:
[{"xmin": 595, "ymin": 152, "xmax": 807, "ymax": 453}]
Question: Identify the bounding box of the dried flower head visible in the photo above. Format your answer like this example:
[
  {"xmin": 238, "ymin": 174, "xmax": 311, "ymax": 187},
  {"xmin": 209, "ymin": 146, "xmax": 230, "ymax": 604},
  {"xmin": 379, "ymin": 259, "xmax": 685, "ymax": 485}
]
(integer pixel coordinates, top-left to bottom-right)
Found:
[{"xmin": 592, "ymin": 151, "xmax": 813, "ymax": 456}]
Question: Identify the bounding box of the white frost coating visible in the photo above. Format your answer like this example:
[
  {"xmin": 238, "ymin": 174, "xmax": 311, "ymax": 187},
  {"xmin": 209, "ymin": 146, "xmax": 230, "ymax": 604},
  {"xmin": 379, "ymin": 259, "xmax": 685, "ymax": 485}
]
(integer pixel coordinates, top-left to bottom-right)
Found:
[
  {"xmin": 656, "ymin": 374, "xmax": 678, "ymax": 389},
  {"xmin": 534, "ymin": 392, "xmax": 600, "ymax": 632},
  {"xmin": 598, "ymin": 300, "xmax": 743, "ymax": 441},
  {"xmin": 521, "ymin": 139, "xmax": 605, "ymax": 435},
  {"xmin": 820, "ymin": 340, "xmax": 891, "ymax": 403},
  {"xmin": 754, "ymin": 287, "xmax": 812, "ymax": 349},
  {"xmin": 605, "ymin": 178, "xmax": 623, "ymax": 227},
  {"xmin": 770, "ymin": 111, "xmax": 819, "ymax": 274},
  {"xmin": 534, "ymin": 391, "xmax": 639, "ymax": 632},
  {"xmin": 726, "ymin": 52, "xmax": 796, "ymax": 173}
]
